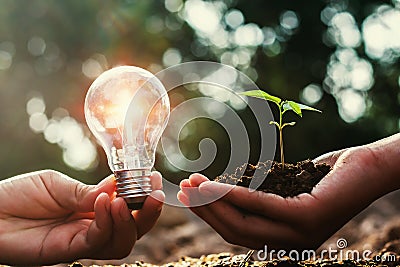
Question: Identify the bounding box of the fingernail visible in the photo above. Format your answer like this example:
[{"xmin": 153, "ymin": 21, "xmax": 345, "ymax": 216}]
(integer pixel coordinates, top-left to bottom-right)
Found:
[
  {"xmin": 151, "ymin": 190, "xmax": 165, "ymax": 202},
  {"xmin": 152, "ymin": 170, "xmax": 161, "ymax": 176},
  {"xmin": 179, "ymin": 179, "xmax": 189, "ymax": 187}
]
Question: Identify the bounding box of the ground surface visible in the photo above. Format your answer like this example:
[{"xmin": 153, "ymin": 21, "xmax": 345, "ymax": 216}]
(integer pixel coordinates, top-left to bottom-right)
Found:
[
  {"xmin": 75, "ymin": 188, "xmax": 400, "ymax": 267},
  {"xmin": 72, "ymin": 253, "xmax": 400, "ymax": 267}
]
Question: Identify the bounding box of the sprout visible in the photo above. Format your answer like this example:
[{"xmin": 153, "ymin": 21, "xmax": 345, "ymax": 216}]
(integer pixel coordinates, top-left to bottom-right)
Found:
[{"xmin": 241, "ymin": 90, "xmax": 321, "ymax": 169}]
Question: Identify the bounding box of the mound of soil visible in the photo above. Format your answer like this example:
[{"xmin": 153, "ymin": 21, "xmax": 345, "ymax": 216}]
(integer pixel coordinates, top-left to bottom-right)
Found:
[{"xmin": 214, "ymin": 160, "xmax": 331, "ymax": 197}]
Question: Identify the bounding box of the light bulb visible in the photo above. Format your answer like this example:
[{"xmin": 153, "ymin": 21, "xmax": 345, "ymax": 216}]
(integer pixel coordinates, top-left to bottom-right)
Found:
[{"xmin": 84, "ymin": 66, "xmax": 170, "ymax": 210}]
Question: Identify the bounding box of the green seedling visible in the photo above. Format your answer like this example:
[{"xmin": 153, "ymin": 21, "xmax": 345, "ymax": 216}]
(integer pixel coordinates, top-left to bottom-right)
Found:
[{"xmin": 240, "ymin": 90, "xmax": 321, "ymax": 170}]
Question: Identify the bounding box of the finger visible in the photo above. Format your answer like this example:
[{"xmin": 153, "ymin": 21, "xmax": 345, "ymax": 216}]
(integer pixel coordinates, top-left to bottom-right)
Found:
[
  {"xmin": 133, "ymin": 190, "xmax": 164, "ymax": 239},
  {"xmin": 179, "ymin": 179, "xmax": 196, "ymax": 196},
  {"xmin": 178, "ymin": 182, "xmax": 211, "ymax": 207},
  {"xmin": 150, "ymin": 171, "xmax": 163, "ymax": 191},
  {"xmin": 96, "ymin": 174, "xmax": 117, "ymax": 197},
  {"xmin": 313, "ymin": 148, "xmax": 347, "ymax": 166},
  {"xmin": 198, "ymin": 181, "xmax": 301, "ymax": 222},
  {"xmin": 98, "ymin": 197, "xmax": 136, "ymax": 259},
  {"xmin": 86, "ymin": 193, "xmax": 113, "ymax": 247},
  {"xmin": 180, "ymin": 179, "xmax": 190, "ymax": 187},
  {"xmin": 177, "ymin": 190, "xmax": 190, "ymax": 206},
  {"xmin": 189, "ymin": 200, "xmax": 303, "ymax": 249},
  {"xmin": 75, "ymin": 175, "xmax": 115, "ymax": 212},
  {"xmin": 179, "ymin": 180, "xmax": 210, "ymax": 207},
  {"xmin": 188, "ymin": 173, "xmax": 210, "ymax": 187}
]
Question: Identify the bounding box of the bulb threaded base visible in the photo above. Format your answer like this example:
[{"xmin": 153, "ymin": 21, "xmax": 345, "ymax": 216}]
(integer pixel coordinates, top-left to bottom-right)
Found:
[{"xmin": 114, "ymin": 169, "xmax": 152, "ymax": 210}]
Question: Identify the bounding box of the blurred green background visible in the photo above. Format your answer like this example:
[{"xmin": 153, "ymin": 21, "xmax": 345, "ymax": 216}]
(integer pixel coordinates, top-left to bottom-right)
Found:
[{"xmin": 0, "ymin": 0, "xmax": 399, "ymax": 185}]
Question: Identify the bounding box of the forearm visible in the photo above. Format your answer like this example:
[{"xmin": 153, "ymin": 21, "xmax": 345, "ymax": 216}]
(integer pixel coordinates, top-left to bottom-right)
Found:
[{"xmin": 366, "ymin": 133, "xmax": 400, "ymax": 192}]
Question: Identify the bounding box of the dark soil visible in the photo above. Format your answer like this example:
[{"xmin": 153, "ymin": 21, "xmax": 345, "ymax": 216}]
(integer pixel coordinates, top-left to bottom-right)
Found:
[{"xmin": 214, "ymin": 160, "xmax": 331, "ymax": 197}]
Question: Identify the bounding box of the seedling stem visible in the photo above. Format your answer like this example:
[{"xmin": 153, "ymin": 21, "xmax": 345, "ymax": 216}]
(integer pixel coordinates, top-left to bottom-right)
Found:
[{"xmin": 240, "ymin": 90, "xmax": 321, "ymax": 171}]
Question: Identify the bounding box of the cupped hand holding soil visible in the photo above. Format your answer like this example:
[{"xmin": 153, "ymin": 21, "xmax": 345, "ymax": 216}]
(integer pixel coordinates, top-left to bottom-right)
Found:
[{"xmin": 178, "ymin": 133, "xmax": 400, "ymax": 250}]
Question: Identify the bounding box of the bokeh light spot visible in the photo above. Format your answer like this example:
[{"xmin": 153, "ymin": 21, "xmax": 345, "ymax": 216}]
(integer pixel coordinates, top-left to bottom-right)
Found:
[
  {"xmin": 63, "ymin": 138, "xmax": 98, "ymax": 171},
  {"xmin": 29, "ymin": 113, "xmax": 48, "ymax": 133},
  {"xmin": 229, "ymin": 93, "xmax": 247, "ymax": 110},
  {"xmin": 326, "ymin": 49, "xmax": 374, "ymax": 94},
  {"xmin": 362, "ymin": 6, "xmax": 400, "ymax": 61},
  {"xmin": 52, "ymin": 107, "xmax": 69, "ymax": 119},
  {"xmin": 301, "ymin": 84, "xmax": 323, "ymax": 105},
  {"xmin": 82, "ymin": 58, "xmax": 104, "ymax": 78},
  {"xmin": 350, "ymin": 60, "xmax": 374, "ymax": 91},
  {"xmin": 220, "ymin": 51, "xmax": 239, "ymax": 67},
  {"xmin": 262, "ymin": 27, "xmax": 276, "ymax": 46},
  {"xmin": 224, "ymin": 9, "xmax": 244, "ymax": 29},
  {"xmin": 263, "ymin": 41, "xmax": 282, "ymax": 57},
  {"xmin": 338, "ymin": 89, "xmax": 366, "ymax": 123},
  {"xmin": 26, "ymin": 96, "xmax": 98, "ymax": 171},
  {"xmin": 26, "ymin": 97, "xmax": 46, "ymax": 115},
  {"xmin": 0, "ymin": 51, "xmax": 12, "ymax": 70},
  {"xmin": 234, "ymin": 23, "xmax": 264, "ymax": 47},
  {"xmin": 330, "ymin": 12, "xmax": 361, "ymax": 48},
  {"xmin": 27, "ymin": 36, "xmax": 46, "ymax": 56},
  {"xmin": 146, "ymin": 16, "xmax": 164, "ymax": 34},
  {"xmin": 162, "ymin": 48, "xmax": 182, "ymax": 67},
  {"xmin": 0, "ymin": 41, "xmax": 16, "ymax": 56},
  {"xmin": 184, "ymin": 0, "xmax": 221, "ymax": 35},
  {"xmin": 320, "ymin": 6, "xmax": 338, "ymax": 25},
  {"xmin": 44, "ymin": 121, "xmax": 61, "ymax": 144},
  {"xmin": 204, "ymin": 100, "xmax": 227, "ymax": 119},
  {"xmin": 280, "ymin": 10, "xmax": 299, "ymax": 30},
  {"xmin": 165, "ymin": 0, "xmax": 183, "ymax": 13}
]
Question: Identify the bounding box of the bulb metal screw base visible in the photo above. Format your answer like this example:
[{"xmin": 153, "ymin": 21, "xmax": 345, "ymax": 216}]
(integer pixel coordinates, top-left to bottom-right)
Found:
[{"xmin": 114, "ymin": 169, "xmax": 152, "ymax": 210}]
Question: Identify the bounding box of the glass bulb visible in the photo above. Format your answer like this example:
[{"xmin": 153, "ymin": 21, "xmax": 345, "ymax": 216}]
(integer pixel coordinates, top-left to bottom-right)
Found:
[{"xmin": 84, "ymin": 66, "xmax": 170, "ymax": 210}]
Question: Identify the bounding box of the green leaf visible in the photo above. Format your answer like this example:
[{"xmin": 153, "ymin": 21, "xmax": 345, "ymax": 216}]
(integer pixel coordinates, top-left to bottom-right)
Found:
[
  {"xmin": 297, "ymin": 103, "xmax": 322, "ymax": 113},
  {"xmin": 288, "ymin": 101, "xmax": 302, "ymax": 117},
  {"xmin": 282, "ymin": 122, "xmax": 296, "ymax": 128},
  {"xmin": 269, "ymin": 121, "xmax": 280, "ymax": 128},
  {"xmin": 283, "ymin": 100, "xmax": 322, "ymax": 116},
  {"xmin": 292, "ymin": 101, "xmax": 322, "ymax": 113},
  {"xmin": 282, "ymin": 101, "xmax": 301, "ymax": 117},
  {"xmin": 240, "ymin": 90, "xmax": 281, "ymax": 105}
]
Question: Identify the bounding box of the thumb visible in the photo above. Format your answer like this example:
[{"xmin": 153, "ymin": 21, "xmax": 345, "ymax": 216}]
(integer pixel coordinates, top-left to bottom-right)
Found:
[
  {"xmin": 313, "ymin": 148, "xmax": 347, "ymax": 166},
  {"xmin": 73, "ymin": 174, "xmax": 117, "ymax": 212},
  {"xmin": 94, "ymin": 174, "xmax": 117, "ymax": 198},
  {"xmin": 43, "ymin": 171, "xmax": 116, "ymax": 213}
]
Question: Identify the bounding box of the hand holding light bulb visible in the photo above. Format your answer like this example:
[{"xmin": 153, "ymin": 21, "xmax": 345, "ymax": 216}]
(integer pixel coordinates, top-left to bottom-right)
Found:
[
  {"xmin": 85, "ymin": 66, "xmax": 170, "ymax": 210},
  {"xmin": 0, "ymin": 65, "xmax": 169, "ymax": 265},
  {"xmin": 0, "ymin": 169, "xmax": 164, "ymax": 265}
]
